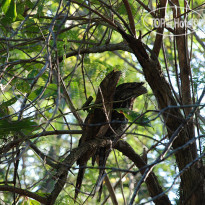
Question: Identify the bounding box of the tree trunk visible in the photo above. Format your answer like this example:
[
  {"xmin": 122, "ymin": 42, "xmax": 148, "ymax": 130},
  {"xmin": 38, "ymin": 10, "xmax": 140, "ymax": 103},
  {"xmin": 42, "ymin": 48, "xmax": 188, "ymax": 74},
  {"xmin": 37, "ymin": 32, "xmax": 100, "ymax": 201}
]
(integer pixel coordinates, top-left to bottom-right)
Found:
[{"xmin": 118, "ymin": 29, "xmax": 205, "ymax": 204}]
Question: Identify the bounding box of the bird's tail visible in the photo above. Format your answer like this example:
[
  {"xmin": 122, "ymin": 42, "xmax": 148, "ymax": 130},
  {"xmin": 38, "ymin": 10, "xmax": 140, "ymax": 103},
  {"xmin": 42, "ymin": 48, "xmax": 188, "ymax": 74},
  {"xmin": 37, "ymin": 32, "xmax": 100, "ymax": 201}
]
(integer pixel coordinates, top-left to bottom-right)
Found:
[
  {"xmin": 75, "ymin": 164, "xmax": 86, "ymax": 200},
  {"xmin": 95, "ymin": 146, "xmax": 111, "ymax": 201}
]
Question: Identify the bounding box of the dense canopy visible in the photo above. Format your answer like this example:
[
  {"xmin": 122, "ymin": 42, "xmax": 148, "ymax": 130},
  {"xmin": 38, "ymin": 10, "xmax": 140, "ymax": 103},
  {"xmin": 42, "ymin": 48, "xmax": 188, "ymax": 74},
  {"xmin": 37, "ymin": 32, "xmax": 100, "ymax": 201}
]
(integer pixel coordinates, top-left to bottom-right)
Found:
[{"xmin": 0, "ymin": 0, "xmax": 204, "ymax": 205}]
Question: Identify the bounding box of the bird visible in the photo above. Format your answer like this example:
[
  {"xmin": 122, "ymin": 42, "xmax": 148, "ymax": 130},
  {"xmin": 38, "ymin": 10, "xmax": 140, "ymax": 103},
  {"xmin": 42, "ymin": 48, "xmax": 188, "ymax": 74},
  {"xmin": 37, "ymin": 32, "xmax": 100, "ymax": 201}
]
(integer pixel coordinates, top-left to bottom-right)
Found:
[
  {"xmin": 74, "ymin": 71, "xmax": 147, "ymax": 200},
  {"xmin": 75, "ymin": 70, "xmax": 121, "ymax": 199},
  {"xmin": 96, "ymin": 82, "xmax": 147, "ymax": 198}
]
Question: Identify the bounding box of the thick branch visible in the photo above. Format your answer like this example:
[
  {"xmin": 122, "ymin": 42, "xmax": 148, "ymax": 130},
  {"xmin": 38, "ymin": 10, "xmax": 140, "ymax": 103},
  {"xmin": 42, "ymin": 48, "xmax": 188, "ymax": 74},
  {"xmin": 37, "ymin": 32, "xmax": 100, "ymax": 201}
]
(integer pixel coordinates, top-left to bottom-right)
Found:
[
  {"xmin": 0, "ymin": 185, "xmax": 48, "ymax": 204},
  {"xmin": 60, "ymin": 42, "xmax": 132, "ymax": 61},
  {"xmin": 48, "ymin": 138, "xmax": 112, "ymax": 204},
  {"xmin": 152, "ymin": 0, "xmax": 168, "ymax": 57},
  {"xmin": 122, "ymin": 0, "xmax": 136, "ymax": 35},
  {"xmin": 115, "ymin": 140, "xmax": 171, "ymax": 205},
  {"xmin": 118, "ymin": 27, "xmax": 204, "ymax": 204}
]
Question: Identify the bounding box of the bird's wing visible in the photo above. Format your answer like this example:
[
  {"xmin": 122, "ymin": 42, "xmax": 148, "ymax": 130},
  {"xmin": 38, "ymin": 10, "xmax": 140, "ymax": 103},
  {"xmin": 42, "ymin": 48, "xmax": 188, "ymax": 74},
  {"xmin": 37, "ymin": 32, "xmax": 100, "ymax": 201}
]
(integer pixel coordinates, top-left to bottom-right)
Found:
[{"xmin": 75, "ymin": 70, "xmax": 121, "ymax": 199}]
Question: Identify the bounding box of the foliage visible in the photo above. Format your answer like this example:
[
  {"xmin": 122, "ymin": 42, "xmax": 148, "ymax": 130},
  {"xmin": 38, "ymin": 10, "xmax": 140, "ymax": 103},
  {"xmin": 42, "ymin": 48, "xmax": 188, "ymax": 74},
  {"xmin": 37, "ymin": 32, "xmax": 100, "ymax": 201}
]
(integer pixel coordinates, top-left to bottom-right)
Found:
[{"xmin": 0, "ymin": 0, "xmax": 204, "ymax": 205}]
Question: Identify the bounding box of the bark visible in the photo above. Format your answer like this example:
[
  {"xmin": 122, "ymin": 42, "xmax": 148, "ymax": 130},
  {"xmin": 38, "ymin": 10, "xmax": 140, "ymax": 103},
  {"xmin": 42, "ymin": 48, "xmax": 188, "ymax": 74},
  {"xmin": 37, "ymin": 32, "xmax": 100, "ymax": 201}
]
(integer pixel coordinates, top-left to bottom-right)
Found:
[
  {"xmin": 115, "ymin": 140, "xmax": 171, "ymax": 205},
  {"xmin": 75, "ymin": 70, "xmax": 121, "ymax": 198},
  {"xmin": 96, "ymin": 82, "xmax": 147, "ymax": 198},
  {"xmin": 117, "ymin": 28, "xmax": 204, "ymax": 204},
  {"xmin": 0, "ymin": 185, "xmax": 48, "ymax": 204},
  {"xmin": 169, "ymin": 4, "xmax": 203, "ymax": 204},
  {"xmin": 153, "ymin": 0, "xmax": 168, "ymax": 57},
  {"xmin": 48, "ymin": 138, "xmax": 112, "ymax": 204}
]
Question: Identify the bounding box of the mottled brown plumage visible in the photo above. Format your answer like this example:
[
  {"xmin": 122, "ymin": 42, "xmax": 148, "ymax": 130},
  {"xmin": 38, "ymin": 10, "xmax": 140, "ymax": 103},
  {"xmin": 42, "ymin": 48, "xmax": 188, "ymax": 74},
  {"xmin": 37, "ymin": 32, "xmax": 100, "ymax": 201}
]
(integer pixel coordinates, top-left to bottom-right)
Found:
[
  {"xmin": 75, "ymin": 70, "xmax": 121, "ymax": 199},
  {"xmin": 96, "ymin": 82, "xmax": 147, "ymax": 198},
  {"xmin": 75, "ymin": 71, "xmax": 147, "ymax": 200}
]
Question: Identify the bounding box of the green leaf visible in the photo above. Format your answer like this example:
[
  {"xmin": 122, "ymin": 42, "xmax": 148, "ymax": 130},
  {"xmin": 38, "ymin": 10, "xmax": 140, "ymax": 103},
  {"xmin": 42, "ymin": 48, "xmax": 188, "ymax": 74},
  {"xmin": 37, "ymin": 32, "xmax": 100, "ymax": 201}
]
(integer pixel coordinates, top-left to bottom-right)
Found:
[
  {"xmin": 2, "ymin": 0, "xmax": 17, "ymax": 22},
  {"xmin": 8, "ymin": 0, "xmax": 17, "ymax": 20},
  {"xmin": 2, "ymin": 0, "xmax": 11, "ymax": 14},
  {"xmin": 0, "ymin": 95, "xmax": 20, "ymax": 107},
  {"xmin": 115, "ymin": 108, "xmax": 151, "ymax": 127},
  {"xmin": 43, "ymin": 84, "xmax": 57, "ymax": 98},
  {"xmin": 0, "ymin": 96, "xmax": 20, "ymax": 116},
  {"xmin": 28, "ymin": 84, "xmax": 57, "ymax": 101},
  {"xmin": 0, "ymin": 118, "xmax": 39, "ymax": 137},
  {"xmin": 15, "ymin": 80, "xmax": 31, "ymax": 93},
  {"xmin": 26, "ymin": 0, "xmax": 34, "ymax": 8},
  {"xmin": 20, "ymin": 198, "xmax": 41, "ymax": 205},
  {"xmin": 35, "ymin": 191, "xmax": 50, "ymax": 197},
  {"xmin": 29, "ymin": 199, "xmax": 41, "ymax": 205}
]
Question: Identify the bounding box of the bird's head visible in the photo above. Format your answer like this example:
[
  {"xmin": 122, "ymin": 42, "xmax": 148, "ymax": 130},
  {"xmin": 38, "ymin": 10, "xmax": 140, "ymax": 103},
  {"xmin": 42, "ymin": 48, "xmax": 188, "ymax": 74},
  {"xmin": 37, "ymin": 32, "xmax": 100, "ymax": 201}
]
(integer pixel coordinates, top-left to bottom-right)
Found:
[{"xmin": 113, "ymin": 82, "xmax": 147, "ymax": 109}]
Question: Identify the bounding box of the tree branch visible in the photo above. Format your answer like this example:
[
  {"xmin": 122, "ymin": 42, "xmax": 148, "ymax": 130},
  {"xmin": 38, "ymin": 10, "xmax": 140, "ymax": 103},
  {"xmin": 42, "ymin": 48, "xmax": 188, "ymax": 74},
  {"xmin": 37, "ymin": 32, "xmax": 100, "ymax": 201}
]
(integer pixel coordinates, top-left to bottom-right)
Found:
[
  {"xmin": 152, "ymin": 0, "xmax": 168, "ymax": 57},
  {"xmin": 0, "ymin": 185, "xmax": 48, "ymax": 204},
  {"xmin": 118, "ymin": 27, "xmax": 204, "ymax": 204},
  {"xmin": 122, "ymin": 0, "xmax": 136, "ymax": 36},
  {"xmin": 48, "ymin": 138, "xmax": 112, "ymax": 204},
  {"xmin": 115, "ymin": 140, "xmax": 171, "ymax": 205},
  {"xmin": 59, "ymin": 42, "xmax": 132, "ymax": 61},
  {"xmin": 0, "ymin": 130, "xmax": 82, "ymax": 155}
]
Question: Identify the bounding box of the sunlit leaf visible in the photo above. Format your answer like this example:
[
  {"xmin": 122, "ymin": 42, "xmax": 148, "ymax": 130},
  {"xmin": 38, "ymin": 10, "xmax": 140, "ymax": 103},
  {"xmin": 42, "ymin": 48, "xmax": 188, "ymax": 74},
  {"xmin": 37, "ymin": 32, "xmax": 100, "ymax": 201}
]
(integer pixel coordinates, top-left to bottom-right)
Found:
[
  {"xmin": 2, "ymin": 0, "xmax": 11, "ymax": 14},
  {"xmin": 29, "ymin": 199, "xmax": 41, "ymax": 205},
  {"xmin": 0, "ymin": 95, "xmax": 20, "ymax": 107},
  {"xmin": 115, "ymin": 108, "xmax": 151, "ymax": 127},
  {"xmin": 0, "ymin": 118, "xmax": 39, "ymax": 137},
  {"xmin": 2, "ymin": 0, "xmax": 17, "ymax": 21},
  {"xmin": 15, "ymin": 80, "xmax": 31, "ymax": 93}
]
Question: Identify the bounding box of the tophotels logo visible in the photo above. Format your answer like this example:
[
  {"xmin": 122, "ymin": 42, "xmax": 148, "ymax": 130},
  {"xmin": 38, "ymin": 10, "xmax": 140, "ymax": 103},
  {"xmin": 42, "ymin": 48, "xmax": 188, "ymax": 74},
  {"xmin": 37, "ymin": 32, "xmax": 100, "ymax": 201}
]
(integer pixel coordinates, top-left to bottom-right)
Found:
[{"xmin": 143, "ymin": 6, "xmax": 205, "ymax": 36}]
